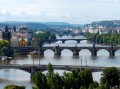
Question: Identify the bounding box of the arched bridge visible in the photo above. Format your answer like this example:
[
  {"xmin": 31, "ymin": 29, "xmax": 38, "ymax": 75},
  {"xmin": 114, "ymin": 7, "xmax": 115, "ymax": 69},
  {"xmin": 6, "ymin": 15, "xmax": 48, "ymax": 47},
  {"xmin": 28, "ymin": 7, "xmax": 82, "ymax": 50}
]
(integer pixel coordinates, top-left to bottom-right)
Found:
[
  {"xmin": 55, "ymin": 38, "xmax": 87, "ymax": 43},
  {"xmin": 1, "ymin": 64, "xmax": 120, "ymax": 79},
  {"xmin": 11, "ymin": 46, "xmax": 120, "ymax": 57}
]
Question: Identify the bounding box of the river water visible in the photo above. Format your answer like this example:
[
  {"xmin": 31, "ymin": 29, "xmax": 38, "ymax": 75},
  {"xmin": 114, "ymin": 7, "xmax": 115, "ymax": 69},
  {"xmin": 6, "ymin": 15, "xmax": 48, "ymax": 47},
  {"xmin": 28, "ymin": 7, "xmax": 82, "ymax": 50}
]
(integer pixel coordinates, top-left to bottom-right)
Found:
[{"xmin": 0, "ymin": 36, "xmax": 120, "ymax": 89}]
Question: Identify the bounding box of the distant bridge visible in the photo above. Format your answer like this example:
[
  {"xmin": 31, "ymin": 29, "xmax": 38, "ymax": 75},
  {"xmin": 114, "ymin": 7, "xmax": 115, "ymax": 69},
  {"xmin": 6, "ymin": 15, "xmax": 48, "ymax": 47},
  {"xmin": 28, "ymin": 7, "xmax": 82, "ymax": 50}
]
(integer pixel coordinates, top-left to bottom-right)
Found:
[
  {"xmin": 46, "ymin": 38, "xmax": 87, "ymax": 43},
  {"xmin": 12, "ymin": 46, "xmax": 120, "ymax": 57},
  {"xmin": 0, "ymin": 64, "xmax": 120, "ymax": 79}
]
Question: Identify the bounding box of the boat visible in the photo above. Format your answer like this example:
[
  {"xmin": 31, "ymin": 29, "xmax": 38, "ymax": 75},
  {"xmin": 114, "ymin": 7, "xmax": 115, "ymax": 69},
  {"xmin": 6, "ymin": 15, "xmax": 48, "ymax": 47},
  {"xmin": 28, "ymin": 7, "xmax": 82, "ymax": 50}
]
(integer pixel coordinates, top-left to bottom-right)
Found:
[
  {"xmin": 1, "ymin": 56, "xmax": 7, "ymax": 61},
  {"xmin": 7, "ymin": 57, "xmax": 13, "ymax": 60}
]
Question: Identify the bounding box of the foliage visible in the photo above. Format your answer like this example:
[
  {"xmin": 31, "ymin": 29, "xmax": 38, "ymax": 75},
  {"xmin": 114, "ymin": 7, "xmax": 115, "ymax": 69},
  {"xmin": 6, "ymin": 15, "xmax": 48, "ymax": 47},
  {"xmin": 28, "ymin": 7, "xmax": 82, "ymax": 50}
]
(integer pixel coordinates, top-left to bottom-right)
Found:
[
  {"xmin": 0, "ymin": 40, "xmax": 13, "ymax": 57},
  {"xmin": 100, "ymin": 67, "xmax": 119, "ymax": 87},
  {"xmin": 80, "ymin": 68, "xmax": 93, "ymax": 89},
  {"xmin": 4, "ymin": 85, "xmax": 25, "ymax": 89},
  {"xmin": 32, "ymin": 64, "xmax": 120, "ymax": 89},
  {"xmin": 46, "ymin": 63, "xmax": 54, "ymax": 78},
  {"xmin": 62, "ymin": 69, "xmax": 82, "ymax": 89},
  {"xmin": 47, "ymin": 73, "xmax": 63, "ymax": 89},
  {"xmin": 86, "ymin": 33, "xmax": 120, "ymax": 45},
  {"xmin": 33, "ymin": 31, "xmax": 56, "ymax": 47},
  {"xmin": 32, "ymin": 71, "xmax": 48, "ymax": 89}
]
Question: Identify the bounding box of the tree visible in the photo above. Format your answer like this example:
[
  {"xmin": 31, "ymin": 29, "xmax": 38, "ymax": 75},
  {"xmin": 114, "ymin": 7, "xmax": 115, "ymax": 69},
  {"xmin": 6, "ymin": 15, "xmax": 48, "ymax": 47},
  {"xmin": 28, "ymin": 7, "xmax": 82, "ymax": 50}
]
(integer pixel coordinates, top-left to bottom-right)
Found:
[
  {"xmin": 32, "ymin": 71, "xmax": 48, "ymax": 89},
  {"xmin": 62, "ymin": 69, "xmax": 82, "ymax": 89},
  {"xmin": 62, "ymin": 72, "xmax": 74, "ymax": 89},
  {"xmin": 0, "ymin": 40, "xmax": 12, "ymax": 56},
  {"xmin": 46, "ymin": 63, "xmax": 54, "ymax": 78},
  {"xmin": 80, "ymin": 86, "xmax": 86, "ymax": 89},
  {"xmin": 92, "ymin": 81, "xmax": 99, "ymax": 88},
  {"xmin": 104, "ymin": 81, "xmax": 109, "ymax": 89},
  {"xmin": 88, "ymin": 84, "xmax": 94, "ymax": 89},
  {"xmin": 100, "ymin": 67, "xmax": 119, "ymax": 88},
  {"xmin": 80, "ymin": 68, "xmax": 93, "ymax": 89},
  {"xmin": 4, "ymin": 85, "xmax": 25, "ymax": 89},
  {"xmin": 47, "ymin": 73, "xmax": 63, "ymax": 89}
]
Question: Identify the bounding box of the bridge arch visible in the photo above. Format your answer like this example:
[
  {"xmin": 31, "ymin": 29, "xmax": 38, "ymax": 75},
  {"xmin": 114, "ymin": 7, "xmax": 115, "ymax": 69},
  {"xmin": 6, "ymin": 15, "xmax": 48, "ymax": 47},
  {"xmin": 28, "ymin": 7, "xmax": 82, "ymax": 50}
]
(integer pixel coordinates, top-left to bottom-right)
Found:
[
  {"xmin": 0, "ymin": 67, "xmax": 31, "ymax": 74},
  {"xmin": 64, "ymin": 40, "xmax": 78, "ymax": 43},
  {"xmin": 61, "ymin": 49, "xmax": 73, "ymax": 56},
  {"xmin": 79, "ymin": 49, "xmax": 92, "ymax": 56},
  {"xmin": 43, "ymin": 49, "xmax": 55, "ymax": 56},
  {"xmin": 96, "ymin": 49, "xmax": 110, "ymax": 56},
  {"xmin": 0, "ymin": 68, "xmax": 31, "ymax": 81},
  {"xmin": 43, "ymin": 49, "xmax": 55, "ymax": 55},
  {"xmin": 114, "ymin": 49, "xmax": 120, "ymax": 56}
]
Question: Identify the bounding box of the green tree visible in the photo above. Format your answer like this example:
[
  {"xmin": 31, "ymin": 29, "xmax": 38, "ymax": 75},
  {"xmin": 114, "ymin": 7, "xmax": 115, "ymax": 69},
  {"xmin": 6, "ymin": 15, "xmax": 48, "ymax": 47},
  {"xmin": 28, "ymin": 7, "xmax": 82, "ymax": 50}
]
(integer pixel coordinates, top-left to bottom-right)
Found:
[
  {"xmin": 32, "ymin": 71, "xmax": 48, "ymax": 89},
  {"xmin": 93, "ymin": 81, "xmax": 99, "ymax": 88},
  {"xmin": 80, "ymin": 68, "xmax": 93, "ymax": 89},
  {"xmin": 88, "ymin": 84, "xmax": 94, "ymax": 89},
  {"xmin": 47, "ymin": 73, "xmax": 63, "ymax": 89},
  {"xmin": 80, "ymin": 86, "xmax": 86, "ymax": 89},
  {"xmin": 97, "ymin": 85, "xmax": 105, "ymax": 89},
  {"xmin": 46, "ymin": 63, "xmax": 54, "ymax": 78},
  {"xmin": 104, "ymin": 81, "xmax": 109, "ymax": 89},
  {"xmin": 100, "ymin": 67, "xmax": 119, "ymax": 88},
  {"xmin": 62, "ymin": 72, "xmax": 73, "ymax": 89},
  {"xmin": 4, "ymin": 85, "xmax": 25, "ymax": 89},
  {"xmin": 0, "ymin": 40, "xmax": 12, "ymax": 56}
]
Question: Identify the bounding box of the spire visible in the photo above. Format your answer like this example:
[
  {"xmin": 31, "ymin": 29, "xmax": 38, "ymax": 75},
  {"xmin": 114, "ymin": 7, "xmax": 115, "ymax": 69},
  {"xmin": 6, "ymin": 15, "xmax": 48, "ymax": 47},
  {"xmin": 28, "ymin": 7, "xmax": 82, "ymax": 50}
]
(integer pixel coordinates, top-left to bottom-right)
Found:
[
  {"xmin": 5, "ymin": 25, "xmax": 8, "ymax": 32},
  {"xmin": 13, "ymin": 25, "xmax": 16, "ymax": 32}
]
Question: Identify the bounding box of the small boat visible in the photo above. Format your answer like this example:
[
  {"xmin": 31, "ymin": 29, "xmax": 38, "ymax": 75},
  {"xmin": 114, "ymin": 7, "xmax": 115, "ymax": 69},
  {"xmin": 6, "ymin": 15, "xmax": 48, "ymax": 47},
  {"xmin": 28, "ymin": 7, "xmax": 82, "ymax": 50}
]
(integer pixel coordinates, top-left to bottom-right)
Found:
[
  {"xmin": 1, "ymin": 56, "xmax": 7, "ymax": 61},
  {"xmin": 7, "ymin": 57, "xmax": 13, "ymax": 60}
]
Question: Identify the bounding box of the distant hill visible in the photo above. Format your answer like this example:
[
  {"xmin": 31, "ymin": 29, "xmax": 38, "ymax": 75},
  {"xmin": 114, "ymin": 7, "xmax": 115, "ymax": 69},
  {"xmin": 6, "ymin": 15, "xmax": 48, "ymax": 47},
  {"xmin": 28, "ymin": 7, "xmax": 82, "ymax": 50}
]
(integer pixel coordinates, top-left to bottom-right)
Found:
[
  {"xmin": 0, "ymin": 21, "xmax": 82, "ymax": 30},
  {"xmin": 84, "ymin": 20, "xmax": 120, "ymax": 28},
  {"xmin": 0, "ymin": 21, "xmax": 49, "ymax": 30},
  {"xmin": 44, "ymin": 22, "xmax": 75, "ymax": 28}
]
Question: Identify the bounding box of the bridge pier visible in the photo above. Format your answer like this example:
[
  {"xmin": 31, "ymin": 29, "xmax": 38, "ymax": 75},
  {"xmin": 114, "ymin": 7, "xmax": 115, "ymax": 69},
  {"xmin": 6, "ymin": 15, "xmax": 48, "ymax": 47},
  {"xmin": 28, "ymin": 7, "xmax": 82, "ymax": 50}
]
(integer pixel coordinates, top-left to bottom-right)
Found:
[
  {"xmin": 54, "ymin": 46, "xmax": 61, "ymax": 55},
  {"xmin": 77, "ymin": 40, "xmax": 80, "ymax": 43},
  {"xmin": 39, "ymin": 47, "xmax": 44, "ymax": 56},
  {"xmin": 62, "ymin": 40, "xmax": 65, "ymax": 43},
  {"xmin": 110, "ymin": 50, "xmax": 115, "ymax": 57},
  {"xmin": 73, "ymin": 50, "xmax": 79, "ymax": 56},
  {"xmin": 91, "ymin": 49, "xmax": 97, "ymax": 56},
  {"xmin": 19, "ymin": 49, "xmax": 27, "ymax": 55}
]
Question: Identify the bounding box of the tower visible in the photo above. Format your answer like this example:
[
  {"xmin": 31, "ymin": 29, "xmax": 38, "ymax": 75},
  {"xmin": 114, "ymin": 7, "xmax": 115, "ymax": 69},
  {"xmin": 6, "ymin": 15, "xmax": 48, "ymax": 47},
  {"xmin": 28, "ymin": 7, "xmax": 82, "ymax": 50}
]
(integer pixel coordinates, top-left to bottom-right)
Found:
[
  {"xmin": 2, "ymin": 25, "xmax": 11, "ymax": 42},
  {"xmin": 13, "ymin": 25, "xmax": 16, "ymax": 32}
]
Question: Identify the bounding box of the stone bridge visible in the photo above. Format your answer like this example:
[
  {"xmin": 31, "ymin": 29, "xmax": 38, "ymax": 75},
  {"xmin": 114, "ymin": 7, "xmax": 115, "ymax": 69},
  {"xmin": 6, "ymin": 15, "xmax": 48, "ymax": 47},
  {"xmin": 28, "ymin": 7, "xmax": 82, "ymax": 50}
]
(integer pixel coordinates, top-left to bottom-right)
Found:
[
  {"xmin": 11, "ymin": 46, "xmax": 120, "ymax": 57},
  {"xmin": 53, "ymin": 38, "xmax": 87, "ymax": 43},
  {"xmin": 0, "ymin": 64, "xmax": 120, "ymax": 79},
  {"xmin": 40, "ymin": 46, "xmax": 120, "ymax": 57}
]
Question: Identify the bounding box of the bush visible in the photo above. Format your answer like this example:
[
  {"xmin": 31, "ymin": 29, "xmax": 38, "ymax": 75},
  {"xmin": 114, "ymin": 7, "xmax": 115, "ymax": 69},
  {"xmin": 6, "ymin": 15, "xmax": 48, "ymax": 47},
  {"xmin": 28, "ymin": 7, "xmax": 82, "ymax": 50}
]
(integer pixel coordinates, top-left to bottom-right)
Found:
[{"xmin": 4, "ymin": 85, "xmax": 25, "ymax": 89}]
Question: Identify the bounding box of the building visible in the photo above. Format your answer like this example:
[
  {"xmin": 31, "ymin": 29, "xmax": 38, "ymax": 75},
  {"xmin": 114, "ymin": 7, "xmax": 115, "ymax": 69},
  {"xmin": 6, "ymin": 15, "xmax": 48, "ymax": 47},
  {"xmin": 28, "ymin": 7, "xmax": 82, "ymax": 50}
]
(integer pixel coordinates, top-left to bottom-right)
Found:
[{"xmin": 17, "ymin": 26, "xmax": 29, "ymax": 47}]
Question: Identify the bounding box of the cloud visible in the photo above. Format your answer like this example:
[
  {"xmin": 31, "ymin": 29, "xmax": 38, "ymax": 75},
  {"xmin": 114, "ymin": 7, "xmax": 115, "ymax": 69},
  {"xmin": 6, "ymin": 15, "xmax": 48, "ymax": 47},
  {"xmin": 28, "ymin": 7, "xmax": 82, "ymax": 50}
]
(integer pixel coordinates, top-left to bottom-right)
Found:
[{"xmin": 0, "ymin": 0, "xmax": 120, "ymax": 23}]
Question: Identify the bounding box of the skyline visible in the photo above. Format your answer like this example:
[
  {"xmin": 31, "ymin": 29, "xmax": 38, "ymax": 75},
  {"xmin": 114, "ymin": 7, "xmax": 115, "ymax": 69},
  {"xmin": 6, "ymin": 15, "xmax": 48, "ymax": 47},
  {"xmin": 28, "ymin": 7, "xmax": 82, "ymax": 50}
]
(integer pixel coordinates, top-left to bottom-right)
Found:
[{"xmin": 0, "ymin": 0, "xmax": 120, "ymax": 24}]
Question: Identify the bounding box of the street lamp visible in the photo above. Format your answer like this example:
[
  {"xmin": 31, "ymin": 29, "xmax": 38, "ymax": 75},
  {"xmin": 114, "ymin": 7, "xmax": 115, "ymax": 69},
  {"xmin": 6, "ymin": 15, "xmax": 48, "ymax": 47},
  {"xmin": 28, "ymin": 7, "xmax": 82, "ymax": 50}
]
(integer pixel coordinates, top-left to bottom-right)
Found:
[
  {"xmin": 80, "ymin": 58, "xmax": 82, "ymax": 71},
  {"xmin": 39, "ymin": 54, "xmax": 40, "ymax": 65},
  {"xmin": 32, "ymin": 52, "xmax": 34, "ymax": 67},
  {"xmin": 32, "ymin": 50, "xmax": 36, "ymax": 67}
]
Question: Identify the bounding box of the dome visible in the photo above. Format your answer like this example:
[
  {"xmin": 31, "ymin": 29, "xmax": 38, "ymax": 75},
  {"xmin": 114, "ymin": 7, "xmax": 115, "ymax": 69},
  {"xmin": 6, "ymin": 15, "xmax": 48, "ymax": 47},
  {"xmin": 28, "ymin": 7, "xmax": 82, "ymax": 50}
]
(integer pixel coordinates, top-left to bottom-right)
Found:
[{"xmin": 19, "ymin": 26, "xmax": 28, "ymax": 31}]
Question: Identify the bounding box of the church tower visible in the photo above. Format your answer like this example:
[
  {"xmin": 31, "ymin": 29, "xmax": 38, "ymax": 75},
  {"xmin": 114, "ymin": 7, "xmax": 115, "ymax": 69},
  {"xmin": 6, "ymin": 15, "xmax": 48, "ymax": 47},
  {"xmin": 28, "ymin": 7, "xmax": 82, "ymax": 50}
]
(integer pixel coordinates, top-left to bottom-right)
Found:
[{"xmin": 2, "ymin": 25, "xmax": 12, "ymax": 42}]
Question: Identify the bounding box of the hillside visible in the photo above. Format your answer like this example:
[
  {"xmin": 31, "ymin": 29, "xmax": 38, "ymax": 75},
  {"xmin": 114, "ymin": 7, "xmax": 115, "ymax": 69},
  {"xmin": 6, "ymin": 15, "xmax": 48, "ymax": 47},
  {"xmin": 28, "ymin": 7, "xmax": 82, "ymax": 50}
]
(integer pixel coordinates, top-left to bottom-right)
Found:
[
  {"xmin": 0, "ymin": 21, "xmax": 82, "ymax": 30},
  {"xmin": 0, "ymin": 21, "xmax": 49, "ymax": 30},
  {"xmin": 84, "ymin": 20, "xmax": 120, "ymax": 28}
]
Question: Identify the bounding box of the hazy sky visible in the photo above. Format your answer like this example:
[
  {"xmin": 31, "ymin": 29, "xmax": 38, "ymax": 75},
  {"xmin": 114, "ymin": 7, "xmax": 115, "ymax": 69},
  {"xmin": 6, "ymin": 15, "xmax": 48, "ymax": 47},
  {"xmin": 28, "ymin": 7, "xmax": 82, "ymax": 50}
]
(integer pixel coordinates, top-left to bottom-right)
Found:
[{"xmin": 0, "ymin": 0, "xmax": 120, "ymax": 24}]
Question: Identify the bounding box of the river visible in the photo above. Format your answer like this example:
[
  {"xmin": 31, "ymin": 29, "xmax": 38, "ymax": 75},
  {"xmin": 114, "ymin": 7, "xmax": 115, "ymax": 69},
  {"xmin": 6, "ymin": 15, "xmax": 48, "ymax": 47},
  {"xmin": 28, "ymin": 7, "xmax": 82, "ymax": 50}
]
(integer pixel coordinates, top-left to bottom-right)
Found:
[{"xmin": 0, "ymin": 35, "xmax": 120, "ymax": 89}]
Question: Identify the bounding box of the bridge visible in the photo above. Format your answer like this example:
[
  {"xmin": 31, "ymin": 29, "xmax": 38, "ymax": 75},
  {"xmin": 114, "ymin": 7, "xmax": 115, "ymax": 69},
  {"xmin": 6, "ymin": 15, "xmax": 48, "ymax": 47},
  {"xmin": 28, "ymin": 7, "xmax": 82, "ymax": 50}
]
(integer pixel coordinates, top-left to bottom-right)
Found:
[
  {"xmin": 0, "ymin": 64, "xmax": 120, "ymax": 79},
  {"xmin": 12, "ymin": 45, "xmax": 120, "ymax": 57},
  {"xmin": 46, "ymin": 38, "xmax": 87, "ymax": 43}
]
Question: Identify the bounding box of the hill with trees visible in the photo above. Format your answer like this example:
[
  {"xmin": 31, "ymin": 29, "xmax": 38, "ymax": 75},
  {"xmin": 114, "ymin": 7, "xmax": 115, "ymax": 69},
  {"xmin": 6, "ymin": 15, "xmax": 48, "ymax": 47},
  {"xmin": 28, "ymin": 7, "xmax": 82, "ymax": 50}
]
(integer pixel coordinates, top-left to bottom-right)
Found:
[{"xmin": 84, "ymin": 20, "xmax": 120, "ymax": 28}]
